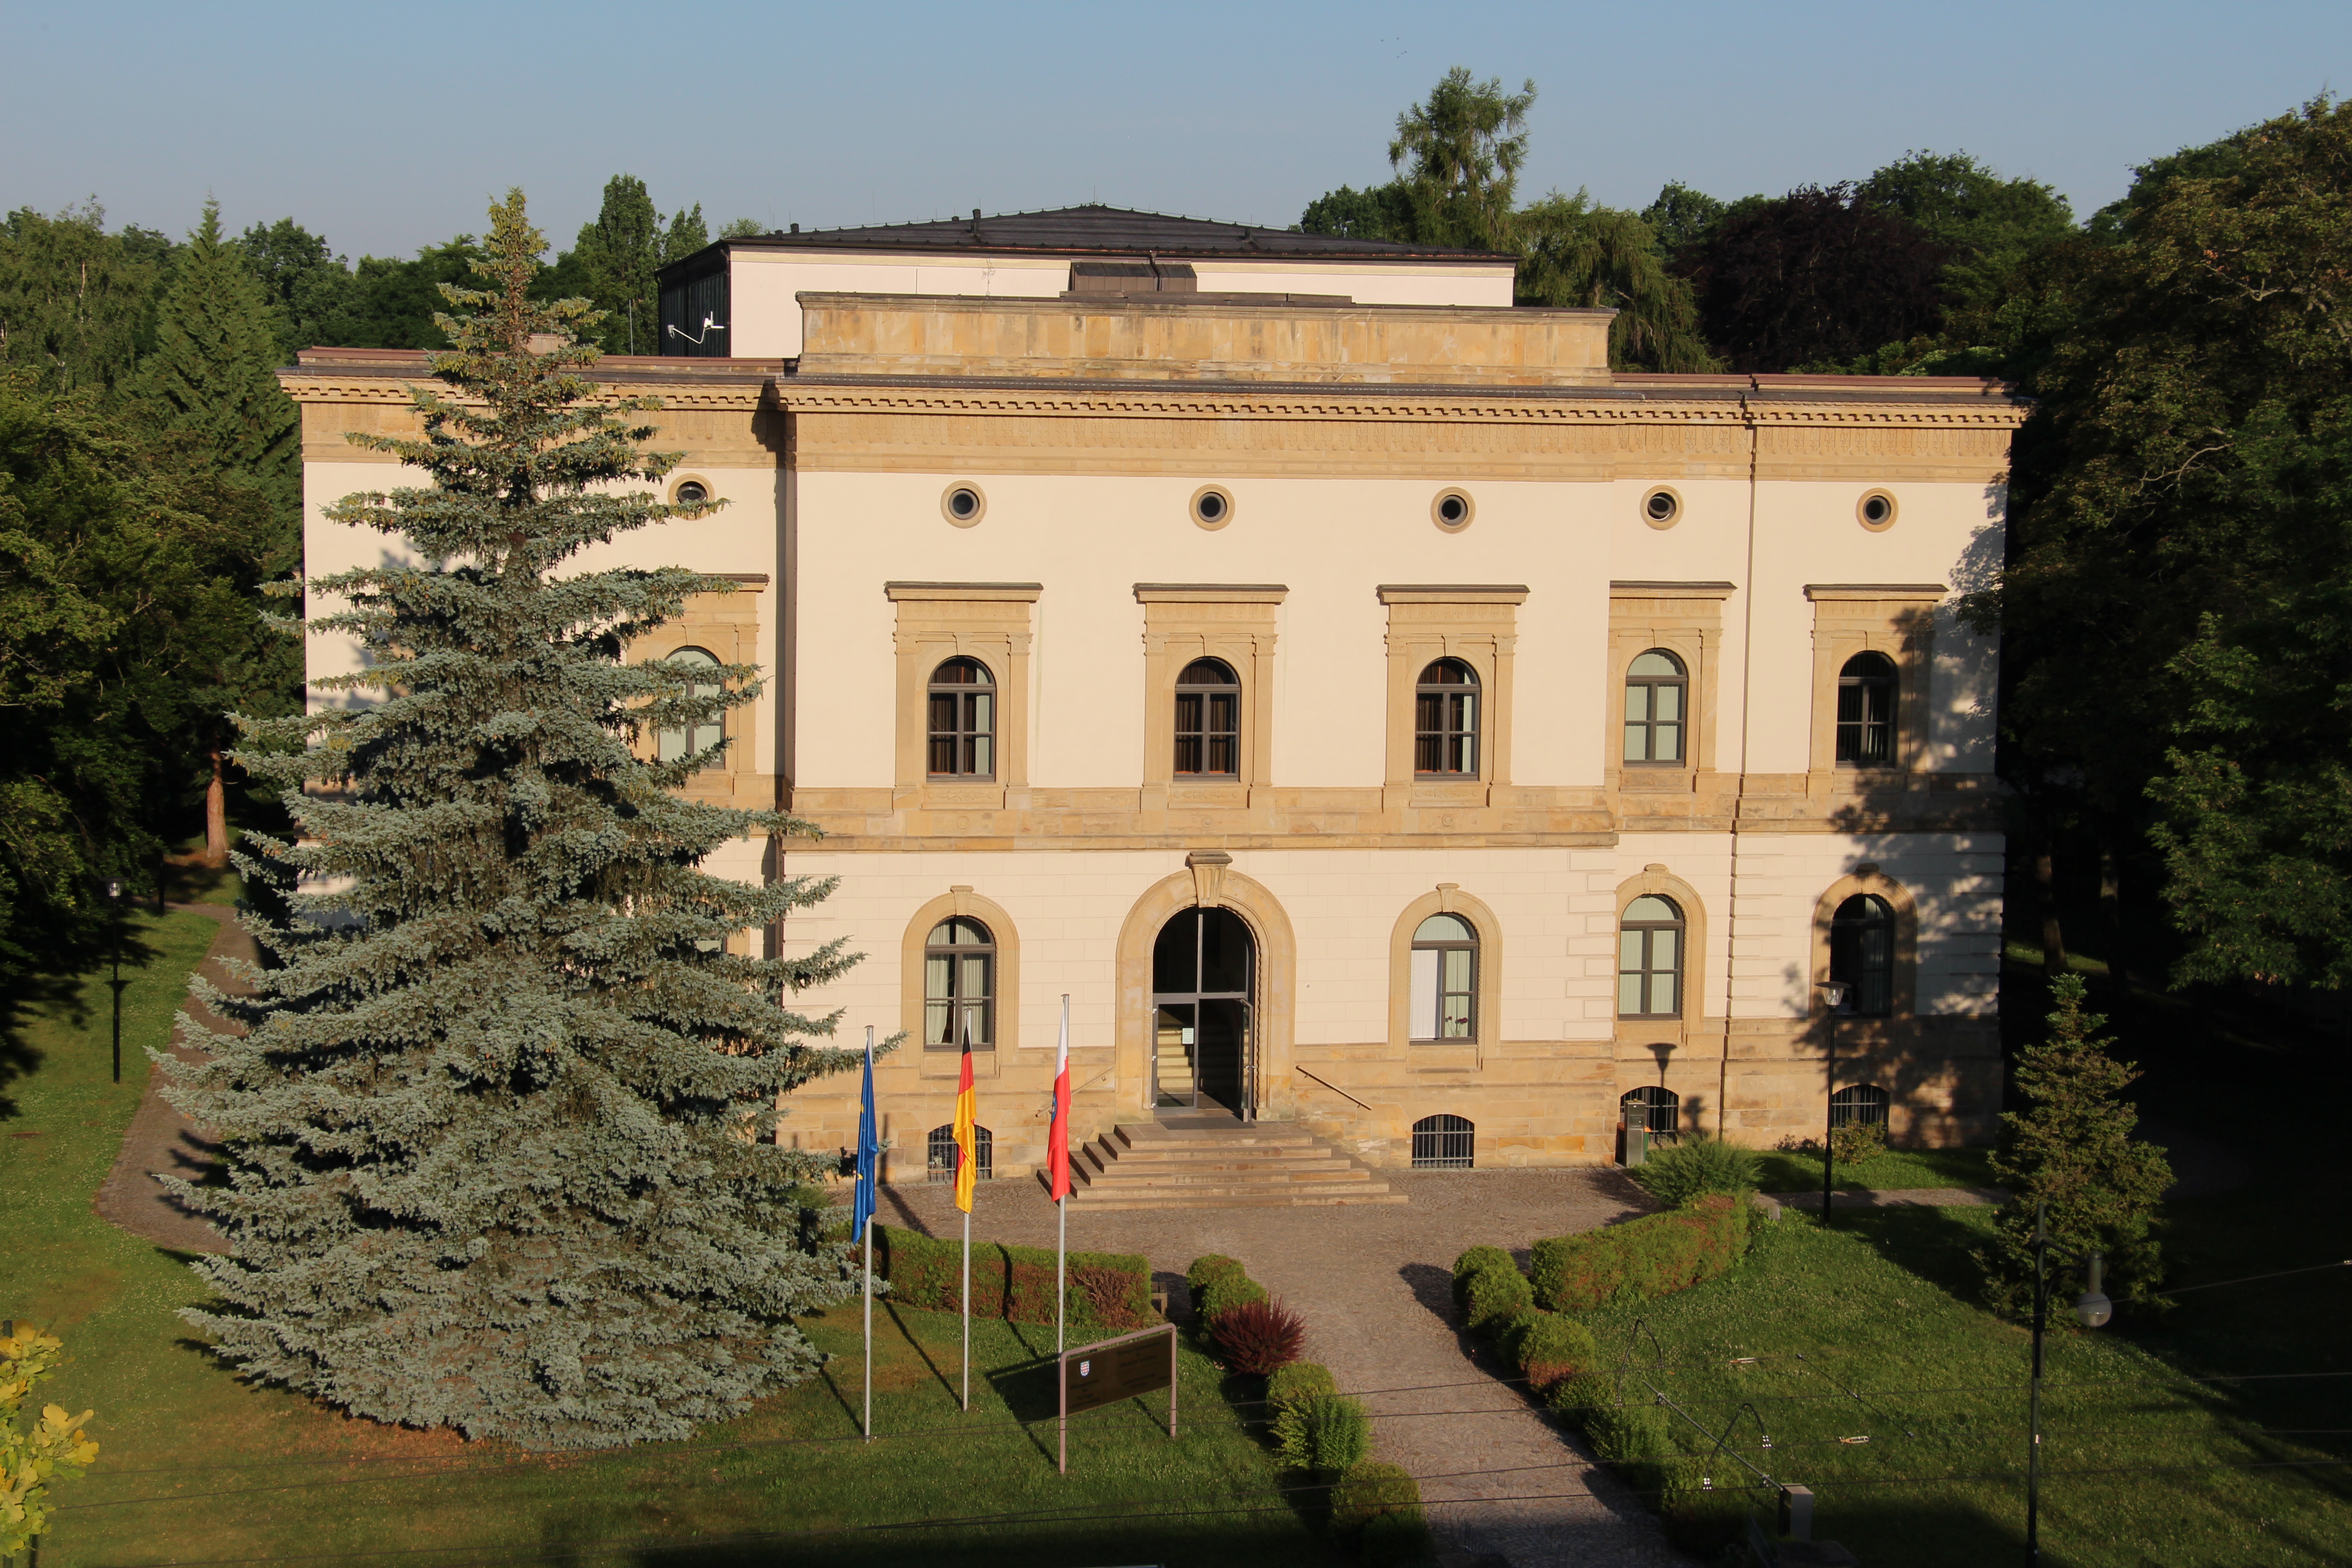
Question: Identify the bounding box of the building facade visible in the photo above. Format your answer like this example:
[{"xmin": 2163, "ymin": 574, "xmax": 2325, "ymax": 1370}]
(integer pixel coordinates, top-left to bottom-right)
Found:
[{"xmin": 284, "ymin": 207, "xmax": 2025, "ymax": 1185}]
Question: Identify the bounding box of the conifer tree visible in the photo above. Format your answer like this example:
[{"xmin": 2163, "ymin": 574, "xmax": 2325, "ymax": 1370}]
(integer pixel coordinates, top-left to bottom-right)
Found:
[
  {"xmin": 574, "ymin": 175, "xmax": 661, "ymax": 353},
  {"xmin": 1977, "ymin": 975, "xmax": 2172, "ymax": 1316},
  {"xmin": 139, "ymin": 197, "xmax": 303, "ymax": 863},
  {"xmin": 162, "ymin": 189, "xmax": 863, "ymax": 1450},
  {"xmin": 140, "ymin": 199, "xmax": 300, "ymax": 508}
]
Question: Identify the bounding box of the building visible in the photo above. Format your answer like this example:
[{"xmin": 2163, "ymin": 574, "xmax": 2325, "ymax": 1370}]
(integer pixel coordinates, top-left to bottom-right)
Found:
[{"xmin": 283, "ymin": 206, "xmax": 2025, "ymax": 1188}]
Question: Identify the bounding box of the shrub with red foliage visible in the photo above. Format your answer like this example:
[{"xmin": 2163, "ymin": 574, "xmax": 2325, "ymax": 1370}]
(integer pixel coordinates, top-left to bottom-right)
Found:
[{"xmin": 1210, "ymin": 1296, "xmax": 1306, "ymax": 1376}]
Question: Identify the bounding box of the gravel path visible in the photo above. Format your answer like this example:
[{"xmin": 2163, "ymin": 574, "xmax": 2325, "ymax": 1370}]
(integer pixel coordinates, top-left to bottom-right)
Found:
[
  {"xmin": 92, "ymin": 902, "xmax": 242, "ymax": 1254},
  {"xmin": 882, "ymin": 1169, "xmax": 1693, "ymax": 1568},
  {"xmin": 1764, "ymin": 1186, "xmax": 2004, "ymax": 1212}
]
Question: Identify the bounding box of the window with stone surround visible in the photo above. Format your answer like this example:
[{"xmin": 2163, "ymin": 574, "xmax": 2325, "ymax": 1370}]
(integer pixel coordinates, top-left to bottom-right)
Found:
[
  {"xmin": 1623, "ymin": 649, "xmax": 1688, "ymax": 764},
  {"xmin": 1409, "ymin": 913, "xmax": 1478, "ymax": 1041},
  {"xmin": 926, "ymin": 657, "xmax": 996, "ymax": 779},
  {"xmin": 1618, "ymin": 896, "xmax": 1685, "ymax": 1020},
  {"xmin": 1173, "ymin": 657, "xmax": 1240, "ymax": 778},
  {"xmin": 1414, "ymin": 659, "xmax": 1480, "ymax": 777}
]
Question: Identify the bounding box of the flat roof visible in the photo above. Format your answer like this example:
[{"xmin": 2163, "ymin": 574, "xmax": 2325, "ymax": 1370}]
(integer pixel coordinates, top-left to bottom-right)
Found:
[{"xmin": 658, "ymin": 203, "xmax": 1517, "ymax": 280}]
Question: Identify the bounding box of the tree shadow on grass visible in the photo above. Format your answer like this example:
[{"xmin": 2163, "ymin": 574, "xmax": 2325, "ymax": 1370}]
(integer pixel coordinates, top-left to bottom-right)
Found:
[
  {"xmin": 610, "ymin": 1513, "xmax": 1353, "ymax": 1568},
  {"xmin": 1825, "ymin": 1202, "xmax": 2001, "ymax": 1304}
]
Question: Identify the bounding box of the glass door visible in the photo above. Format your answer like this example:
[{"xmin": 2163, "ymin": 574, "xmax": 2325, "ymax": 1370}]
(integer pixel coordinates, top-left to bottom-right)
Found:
[{"xmin": 1150, "ymin": 908, "xmax": 1255, "ymax": 1116}]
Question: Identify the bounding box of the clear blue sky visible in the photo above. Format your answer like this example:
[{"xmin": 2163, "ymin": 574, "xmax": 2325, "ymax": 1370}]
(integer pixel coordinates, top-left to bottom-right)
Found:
[{"xmin": 5, "ymin": 0, "xmax": 2344, "ymax": 259}]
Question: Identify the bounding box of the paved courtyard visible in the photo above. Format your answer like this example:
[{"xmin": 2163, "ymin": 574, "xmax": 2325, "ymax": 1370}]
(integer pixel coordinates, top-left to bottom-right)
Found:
[{"xmin": 882, "ymin": 1169, "xmax": 1692, "ymax": 1568}]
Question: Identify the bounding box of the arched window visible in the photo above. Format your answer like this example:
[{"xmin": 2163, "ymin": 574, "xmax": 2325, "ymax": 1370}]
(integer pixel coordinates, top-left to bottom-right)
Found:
[
  {"xmin": 923, "ymin": 917, "xmax": 994, "ymax": 1047},
  {"xmin": 1620, "ymin": 1085, "xmax": 1681, "ymax": 1143},
  {"xmin": 1828, "ymin": 893, "xmax": 1895, "ymax": 1017},
  {"xmin": 1623, "ymin": 650, "xmax": 1688, "ymax": 764},
  {"xmin": 657, "ymin": 647, "xmax": 724, "ymax": 766},
  {"xmin": 1409, "ymin": 913, "xmax": 1477, "ymax": 1041},
  {"xmin": 1411, "ymin": 1113, "xmax": 1475, "ymax": 1170},
  {"xmin": 1836, "ymin": 652, "xmax": 1896, "ymax": 765},
  {"xmin": 1618, "ymin": 896, "xmax": 1685, "ymax": 1020},
  {"xmin": 1830, "ymin": 1083, "xmax": 1889, "ymax": 1132},
  {"xmin": 1414, "ymin": 659, "xmax": 1480, "ymax": 777},
  {"xmin": 1173, "ymin": 657, "xmax": 1240, "ymax": 778},
  {"xmin": 926, "ymin": 1122, "xmax": 994, "ymax": 1184},
  {"xmin": 927, "ymin": 658, "xmax": 995, "ymax": 779}
]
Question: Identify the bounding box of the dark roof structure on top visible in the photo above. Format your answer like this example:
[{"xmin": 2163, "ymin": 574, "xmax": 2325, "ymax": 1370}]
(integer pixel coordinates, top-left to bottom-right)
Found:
[{"xmin": 662, "ymin": 204, "xmax": 1513, "ymax": 277}]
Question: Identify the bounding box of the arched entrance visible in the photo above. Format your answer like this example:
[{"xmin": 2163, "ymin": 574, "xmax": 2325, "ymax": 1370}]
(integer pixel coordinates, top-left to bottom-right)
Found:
[{"xmin": 1151, "ymin": 906, "xmax": 1254, "ymax": 1115}]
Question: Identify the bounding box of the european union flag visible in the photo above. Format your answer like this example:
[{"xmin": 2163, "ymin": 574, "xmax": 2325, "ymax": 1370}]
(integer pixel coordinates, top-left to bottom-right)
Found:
[{"xmin": 852, "ymin": 1027, "xmax": 878, "ymax": 1243}]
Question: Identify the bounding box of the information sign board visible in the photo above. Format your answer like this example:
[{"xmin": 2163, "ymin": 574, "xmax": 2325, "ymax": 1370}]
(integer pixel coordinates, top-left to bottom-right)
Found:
[{"xmin": 1057, "ymin": 1323, "xmax": 1178, "ymax": 1473}]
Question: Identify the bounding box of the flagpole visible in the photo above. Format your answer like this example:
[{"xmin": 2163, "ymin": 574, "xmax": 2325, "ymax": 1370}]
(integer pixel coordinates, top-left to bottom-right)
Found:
[
  {"xmin": 861, "ymin": 1024, "xmax": 874, "ymax": 1445},
  {"xmin": 958, "ymin": 1015, "xmax": 975, "ymax": 1414},
  {"xmin": 1056, "ymin": 993, "xmax": 1070, "ymax": 1358}
]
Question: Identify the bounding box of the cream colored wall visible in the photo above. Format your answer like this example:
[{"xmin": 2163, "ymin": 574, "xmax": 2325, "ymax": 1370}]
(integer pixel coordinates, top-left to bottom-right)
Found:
[
  {"xmin": 725, "ymin": 249, "xmax": 1517, "ymax": 357},
  {"xmin": 777, "ymin": 831, "xmax": 1995, "ymax": 1071},
  {"xmin": 789, "ymin": 469, "xmax": 1999, "ymax": 794},
  {"xmin": 300, "ymin": 459, "xmax": 788, "ymax": 780},
  {"xmin": 1739, "ymin": 480, "xmax": 2003, "ymax": 776}
]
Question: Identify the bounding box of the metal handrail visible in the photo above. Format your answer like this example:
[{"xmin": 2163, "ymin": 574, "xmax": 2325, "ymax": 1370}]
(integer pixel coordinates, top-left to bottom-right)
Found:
[{"xmin": 1293, "ymin": 1066, "xmax": 1372, "ymax": 1111}]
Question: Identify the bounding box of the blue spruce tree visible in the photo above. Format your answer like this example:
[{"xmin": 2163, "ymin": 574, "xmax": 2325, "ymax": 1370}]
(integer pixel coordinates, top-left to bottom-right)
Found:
[{"xmin": 161, "ymin": 190, "xmax": 863, "ymax": 1449}]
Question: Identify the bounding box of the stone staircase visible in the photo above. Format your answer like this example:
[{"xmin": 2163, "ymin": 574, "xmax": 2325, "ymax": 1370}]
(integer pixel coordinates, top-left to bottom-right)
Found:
[{"xmin": 1052, "ymin": 1119, "xmax": 1407, "ymax": 1210}]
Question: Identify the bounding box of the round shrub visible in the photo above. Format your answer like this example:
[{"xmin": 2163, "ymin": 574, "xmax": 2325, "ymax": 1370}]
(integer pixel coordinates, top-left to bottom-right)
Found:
[
  {"xmin": 1272, "ymin": 1392, "xmax": 1370, "ymax": 1473},
  {"xmin": 1451, "ymin": 1245, "xmax": 1514, "ymax": 1303},
  {"xmin": 1629, "ymin": 1135, "xmax": 1762, "ymax": 1210},
  {"xmin": 1209, "ymin": 1295, "xmax": 1305, "ymax": 1376},
  {"xmin": 1196, "ymin": 1271, "xmax": 1268, "ymax": 1325},
  {"xmin": 1544, "ymin": 1368, "xmax": 1614, "ymax": 1422},
  {"xmin": 1512, "ymin": 1311, "xmax": 1598, "ymax": 1392},
  {"xmin": 1830, "ymin": 1119, "xmax": 1887, "ymax": 1167},
  {"xmin": 1267, "ymin": 1360, "xmax": 1339, "ymax": 1420},
  {"xmin": 1461, "ymin": 1261, "xmax": 1534, "ymax": 1330},
  {"xmin": 1330, "ymin": 1460, "xmax": 1425, "ymax": 1539},
  {"xmin": 1186, "ymin": 1254, "xmax": 1245, "ymax": 1291}
]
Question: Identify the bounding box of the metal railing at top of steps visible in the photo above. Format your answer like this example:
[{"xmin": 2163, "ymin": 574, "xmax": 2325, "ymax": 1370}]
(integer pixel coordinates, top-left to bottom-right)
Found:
[{"xmin": 1293, "ymin": 1066, "xmax": 1372, "ymax": 1111}]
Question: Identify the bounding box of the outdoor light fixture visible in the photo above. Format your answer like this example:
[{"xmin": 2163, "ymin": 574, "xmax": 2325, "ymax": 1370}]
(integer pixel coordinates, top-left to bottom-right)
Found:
[
  {"xmin": 102, "ymin": 877, "xmax": 127, "ymax": 1083},
  {"xmin": 2027, "ymin": 1200, "xmax": 2109, "ymax": 1564},
  {"xmin": 1815, "ymin": 980, "xmax": 1852, "ymax": 1224}
]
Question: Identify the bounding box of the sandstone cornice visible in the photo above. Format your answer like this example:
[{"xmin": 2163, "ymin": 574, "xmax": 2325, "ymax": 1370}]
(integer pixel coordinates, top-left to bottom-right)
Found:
[
  {"xmin": 772, "ymin": 378, "xmax": 2029, "ymax": 430},
  {"xmin": 279, "ymin": 372, "xmax": 768, "ymax": 412}
]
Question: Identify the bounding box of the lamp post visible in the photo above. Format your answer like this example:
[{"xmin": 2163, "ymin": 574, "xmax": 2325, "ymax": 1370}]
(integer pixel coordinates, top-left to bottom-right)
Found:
[
  {"xmin": 2026, "ymin": 1198, "xmax": 2109, "ymax": 1566},
  {"xmin": 1815, "ymin": 980, "xmax": 1850, "ymax": 1224},
  {"xmin": 105, "ymin": 877, "xmax": 126, "ymax": 1084}
]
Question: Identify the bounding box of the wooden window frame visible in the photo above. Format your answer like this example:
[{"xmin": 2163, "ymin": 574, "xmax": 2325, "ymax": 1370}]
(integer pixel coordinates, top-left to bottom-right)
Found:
[
  {"xmin": 1387, "ymin": 884, "xmax": 1502, "ymax": 1061},
  {"xmin": 1622, "ymin": 648, "xmax": 1690, "ymax": 767},
  {"xmin": 1413, "ymin": 658, "xmax": 1481, "ymax": 779},
  {"xmin": 1172, "ymin": 657, "xmax": 1242, "ymax": 780},
  {"xmin": 1804, "ymin": 584, "xmax": 1942, "ymax": 784},
  {"xmin": 925, "ymin": 657, "xmax": 998, "ymax": 780},
  {"xmin": 1611, "ymin": 867, "xmax": 1708, "ymax": 1048},
  {"xmin": 1617, "ymin": 895, "xmax": 1687, "ymax": 1022},
  {"xmin": 1834, "ymin": 652, "xmax": 1898, "ymax": 767},
  {"xmin": 887, "ymin": 583, "xmax": 1038, "ymax": 808},
  {"xmin": 1378, "ymin": 585, "xmax": 1524, "ymax": 809},
  {"xmin": 901, "ymin": 887, "xmax": 1019, "ymax": 1076},
  {"xmin": 1810, "ymin": 868, "xmax": 1919, "ymax": 1020},
  {"xmin": 1408, "ymin": 912, "xmax": 1480, "ymax": 1043},
  {"xmin": 921, "ymin": 914, "xmax": 996, "ymax": 1048},
  {"xmin": 1135, "ymin": 584, "xmax": 1284, "ymax": 812},
  {"xmin": 624, "ymin": 574, "xmax": 767, "ymax": 809},
  {"xmin": 1605, "ymin": 582, "xmax": 1731, "ymax": 794}
]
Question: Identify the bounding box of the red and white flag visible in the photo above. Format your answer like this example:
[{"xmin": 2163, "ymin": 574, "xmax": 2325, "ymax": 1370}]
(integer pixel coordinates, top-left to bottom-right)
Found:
[{"xmin": 1048, "ymin": 994, "xmax": 1072, "ymax": 1202}]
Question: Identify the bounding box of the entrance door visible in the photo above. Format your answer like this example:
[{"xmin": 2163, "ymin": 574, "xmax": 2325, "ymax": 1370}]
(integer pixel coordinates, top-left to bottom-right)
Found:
[{"xmin": 1151, "ymin": 907, "xmax": 1254, "ymax": 1116}]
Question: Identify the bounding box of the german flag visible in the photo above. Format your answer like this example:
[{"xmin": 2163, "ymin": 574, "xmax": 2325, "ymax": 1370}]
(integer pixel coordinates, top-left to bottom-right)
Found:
[{"xmin": 952, "ymin": 1015, "xmax": 978, "ymax": 1214}]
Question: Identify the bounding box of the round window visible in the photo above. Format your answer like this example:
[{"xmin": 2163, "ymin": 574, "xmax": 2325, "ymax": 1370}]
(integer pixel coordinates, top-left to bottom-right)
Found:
[
  {"xmin": 1431, "ymin": 489, "xmax": 1475, "ymax": 531},
  {"xmin": 940, "ymin": 483, "xmax": 986, "ymax": 527},
  {"xmin": 1858, "ymin": 490, "xmax": 1897, "ymax": 530},
  {"xmin": 1191, "ymin": 485, "xmax": 1235, "ymax": 530},
  {"xmin": 1642, "ymin": 487, "xmax": 1682, "ymax": 529},
  {"xmin": 673, "ymin": 478, "xmax": 710, "ymax": 506}
]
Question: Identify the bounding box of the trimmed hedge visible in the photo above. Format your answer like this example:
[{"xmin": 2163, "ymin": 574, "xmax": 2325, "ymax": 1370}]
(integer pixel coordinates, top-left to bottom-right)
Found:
[
  {"xmin": 1330, "ymin": 1460, "xmax": 1429, "ymax": 1563},
  {"xmin": 1187, "ymin": 1254, "xmax": 1244, "ymax": 1292},
  {"xmin": 1267, "ymin": 1360, "xmax": 1338, "ymax": 1419},
  {"xmin": 1451, "ymin": 1245, "xmax": 1514, "ymax": 1302},
  {"xmin": 1529, "ymin": 1193, "xmax": 1752, "ymax": 1311},
  {"xmin": 875, "ymin": 1224, "xmax": 1151, "ymax": 1333},
  {"xmin": 1460, "ymin": 1261, "xmax": 1534, "ymax": 1329},
  {"xmin": 1510, "ymin": 1311, "xmax": 1599, "ymax": 1393},
  {"xmin": 1189, "ymin": 1253, "xmax": 1271, "ymax": 1325}
]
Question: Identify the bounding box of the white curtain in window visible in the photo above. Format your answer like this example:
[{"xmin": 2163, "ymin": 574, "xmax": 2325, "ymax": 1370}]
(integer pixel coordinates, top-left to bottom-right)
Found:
[{"xmin": 1410, "ymin": 946, "xmax": 1439, "ymax": 1041}]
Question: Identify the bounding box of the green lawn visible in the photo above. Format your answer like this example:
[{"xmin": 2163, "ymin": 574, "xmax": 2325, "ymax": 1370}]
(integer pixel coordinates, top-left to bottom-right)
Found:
[
  {"xmin": 1751, "ymin": 1143, "xmax": 1998, "ymax": 1194},
  {"xmin": 2, "ymin": 920, "xmax": 1338, "ymax": 1568},
  {"xmin": 1572, "ymin": 1205, "xmax": 2352, "ymax": 1567}
]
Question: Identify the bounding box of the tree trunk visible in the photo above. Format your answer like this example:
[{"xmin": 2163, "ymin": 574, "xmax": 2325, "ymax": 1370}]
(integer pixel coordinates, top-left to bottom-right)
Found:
[
  {"xmin": 2035, "ymin": 833, "xmax": 2068, "ymax": 978},
  {"xmin": 2098, "ymin": 833, "xmax": 2127, "ymax": 986},
  {"xmin": 204, "ymin": 749, "xmax": 230, "ymax": 867}
]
